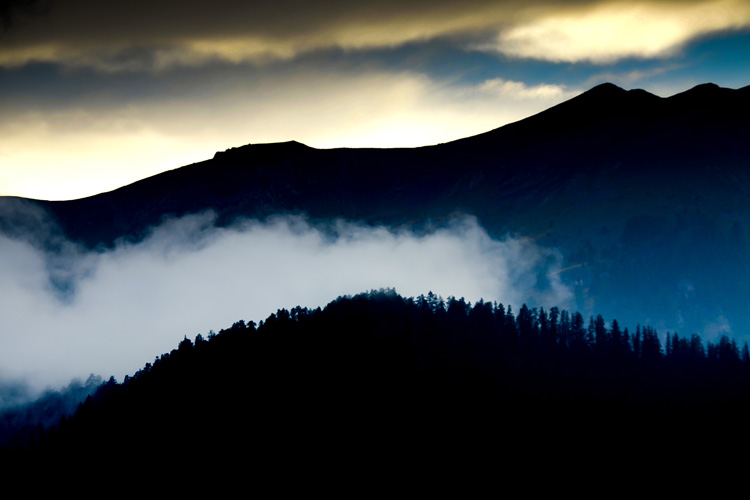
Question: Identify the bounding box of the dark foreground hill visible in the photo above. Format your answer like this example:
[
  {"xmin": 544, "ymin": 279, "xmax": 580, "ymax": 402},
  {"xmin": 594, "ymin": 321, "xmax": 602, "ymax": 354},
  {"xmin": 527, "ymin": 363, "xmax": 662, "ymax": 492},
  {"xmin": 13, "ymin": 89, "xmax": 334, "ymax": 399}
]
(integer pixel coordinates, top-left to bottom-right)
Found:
[
  {"xmin": 2, "ymin": 82, "xmax": 750, "ymax": 336},
  {"xmin": 8, "ymin": 290, "xmax": 750, "ymax": 478}
]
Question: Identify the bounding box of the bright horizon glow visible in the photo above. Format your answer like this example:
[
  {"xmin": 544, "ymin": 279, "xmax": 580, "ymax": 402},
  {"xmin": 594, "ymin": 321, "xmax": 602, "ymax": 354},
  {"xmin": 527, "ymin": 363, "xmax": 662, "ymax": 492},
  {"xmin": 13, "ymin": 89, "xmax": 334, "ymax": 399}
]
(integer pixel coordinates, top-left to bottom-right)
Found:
[
  {"xmin": 0, "ymin": 73, "xmax": 573, "ymax": 201},
  {"xmin": 1, "ymin": 0, "xmax": 747, "ymax": 201},
  {"xmin": 0, "ymin": 125, "xmax": 469, "ymax": 201}
]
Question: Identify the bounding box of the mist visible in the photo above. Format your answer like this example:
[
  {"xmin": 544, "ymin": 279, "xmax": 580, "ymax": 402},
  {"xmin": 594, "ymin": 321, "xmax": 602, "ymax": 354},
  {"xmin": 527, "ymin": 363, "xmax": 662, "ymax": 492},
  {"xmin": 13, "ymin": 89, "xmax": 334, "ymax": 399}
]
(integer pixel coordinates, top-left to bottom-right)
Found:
[{"xmin": 0, "ymin": 211, "xmax": 571, "ymax": 397}]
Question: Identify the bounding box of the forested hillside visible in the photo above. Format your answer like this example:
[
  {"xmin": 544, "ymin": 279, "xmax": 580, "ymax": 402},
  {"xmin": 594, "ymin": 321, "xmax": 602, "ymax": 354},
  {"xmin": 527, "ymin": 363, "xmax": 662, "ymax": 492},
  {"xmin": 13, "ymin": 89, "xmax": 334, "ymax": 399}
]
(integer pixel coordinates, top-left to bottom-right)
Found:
[{"xmin": 7, "ymin": 289, "xmax": 750, "ymax": 472}]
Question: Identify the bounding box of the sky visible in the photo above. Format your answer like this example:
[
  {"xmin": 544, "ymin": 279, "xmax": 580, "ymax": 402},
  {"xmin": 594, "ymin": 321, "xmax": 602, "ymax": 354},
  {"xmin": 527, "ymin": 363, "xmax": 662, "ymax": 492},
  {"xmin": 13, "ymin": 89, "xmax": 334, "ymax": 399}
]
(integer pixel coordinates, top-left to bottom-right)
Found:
[{"xmin": 0, "ymin": 0, "xmax": 749, "ymax": 201}]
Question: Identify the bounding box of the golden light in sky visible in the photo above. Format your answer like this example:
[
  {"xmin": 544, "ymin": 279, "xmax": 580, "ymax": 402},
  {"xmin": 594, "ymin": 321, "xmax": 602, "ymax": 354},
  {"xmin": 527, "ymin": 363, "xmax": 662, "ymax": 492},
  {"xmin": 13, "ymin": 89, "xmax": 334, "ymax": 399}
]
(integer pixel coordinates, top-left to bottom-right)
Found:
[
  {"xmin": 0, "ymin": 71, "xmax": 574, "ymax": 200},
  {"xmin": 0, "ymin": 0, "xmax": 748, "ymax": 200},
  {"xmin": 495, "ymin": 0, "xmax": 750, "ymax": 62}
]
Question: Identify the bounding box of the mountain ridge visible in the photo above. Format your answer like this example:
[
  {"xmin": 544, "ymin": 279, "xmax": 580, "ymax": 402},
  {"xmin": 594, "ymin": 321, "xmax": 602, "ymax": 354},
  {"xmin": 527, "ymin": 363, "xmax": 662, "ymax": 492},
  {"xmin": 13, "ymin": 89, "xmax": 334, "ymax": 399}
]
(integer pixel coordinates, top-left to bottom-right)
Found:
[
  {"xmin": 12, "ymin": 289, "xmax": 750, "ymax": 474},
  {"xmin": 2, "ymin": 81, "xmax": 750, "ymax": 336}
]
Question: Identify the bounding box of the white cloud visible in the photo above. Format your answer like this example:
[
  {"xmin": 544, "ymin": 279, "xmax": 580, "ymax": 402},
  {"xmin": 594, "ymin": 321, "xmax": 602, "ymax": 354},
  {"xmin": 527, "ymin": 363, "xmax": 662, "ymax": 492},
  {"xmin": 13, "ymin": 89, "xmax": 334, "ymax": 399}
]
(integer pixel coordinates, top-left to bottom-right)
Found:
[
  {"xmin": 478, "ymin": 78, "xmax": 571, "ymax": 100},
  {"xmin": 490, "ymin": 0, "xmax": 750, "ymax": 63},
  {"xmin": 0, "ymin": 212, "xmax": 572, "ymax": 393}
]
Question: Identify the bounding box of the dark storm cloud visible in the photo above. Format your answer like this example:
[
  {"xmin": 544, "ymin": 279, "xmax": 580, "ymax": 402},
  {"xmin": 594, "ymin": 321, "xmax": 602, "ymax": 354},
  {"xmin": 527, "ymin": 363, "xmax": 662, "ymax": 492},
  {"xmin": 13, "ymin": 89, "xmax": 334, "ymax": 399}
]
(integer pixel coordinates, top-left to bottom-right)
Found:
[
  {"xmin": 0, "ymin": 0, "xmax": 549, "ymax": 39},
  {"xmin": 0, "ymin": 0, "xmax": 50, "ymax": 31},
  {"xmin": 1, "ymin": 0, "xmax": 747, "ymax": 68}
]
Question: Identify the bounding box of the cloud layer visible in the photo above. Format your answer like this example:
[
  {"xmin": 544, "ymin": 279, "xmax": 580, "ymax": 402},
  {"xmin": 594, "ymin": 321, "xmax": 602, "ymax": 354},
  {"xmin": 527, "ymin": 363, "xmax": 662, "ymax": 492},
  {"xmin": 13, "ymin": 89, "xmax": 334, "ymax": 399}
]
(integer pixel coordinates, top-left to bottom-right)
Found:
[
  {"xmin": 1, "ymin": 0, "xmax": 747, "ymax": 69},
  {"xmin": 494, "ymin": 0, "xmax": 750, "ymax": 63},
  {"xmin": 0, "ymin": 211, "xmax": 572, "ymax": 393}
]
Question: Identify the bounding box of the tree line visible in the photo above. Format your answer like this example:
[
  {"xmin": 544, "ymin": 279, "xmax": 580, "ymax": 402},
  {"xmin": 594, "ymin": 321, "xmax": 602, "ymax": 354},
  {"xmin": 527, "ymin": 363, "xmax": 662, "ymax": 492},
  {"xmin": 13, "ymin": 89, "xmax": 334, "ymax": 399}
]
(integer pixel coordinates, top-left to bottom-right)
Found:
[{"xmin": 5, "ymin": 288, "xmax": 750, "ymax": 471}]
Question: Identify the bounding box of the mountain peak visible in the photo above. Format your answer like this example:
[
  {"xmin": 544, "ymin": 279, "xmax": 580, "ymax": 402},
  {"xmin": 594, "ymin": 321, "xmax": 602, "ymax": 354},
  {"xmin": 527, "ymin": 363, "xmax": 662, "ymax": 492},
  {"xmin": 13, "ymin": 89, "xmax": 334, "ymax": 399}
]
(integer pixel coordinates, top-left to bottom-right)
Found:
[
  {"xmin": 563, "ymin": 82, "xmax": 664, "ymax": 109},
  {"xmin": 589, "ymin": 82, "xmax": 627, "ymax": 93},
  {"xmin": 668, "ymin": 82, "xmax": 734, "ymax": 103},
  {"xmin": 213, "ymin": 140, "xmax": 312, "ymax": 160},
  {"xmin": 583, "ymin": 82, "xmax": 660, "ymax": 102},
  {"xmin": 528, "ymin": 81, "xmax": 656, "ymax": 123},
  {"xmin": 690, "ymin": 82, "xmax": 720, "ymax": 91}
]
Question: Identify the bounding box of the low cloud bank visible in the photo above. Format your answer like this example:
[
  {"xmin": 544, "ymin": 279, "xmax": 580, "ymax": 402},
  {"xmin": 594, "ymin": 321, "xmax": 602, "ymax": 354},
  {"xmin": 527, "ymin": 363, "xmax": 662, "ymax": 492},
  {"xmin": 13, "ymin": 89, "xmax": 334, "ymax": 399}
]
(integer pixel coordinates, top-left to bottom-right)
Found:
[{"xmin": 0, "ymin": 211, "xmax": 571, "ymax": 396}]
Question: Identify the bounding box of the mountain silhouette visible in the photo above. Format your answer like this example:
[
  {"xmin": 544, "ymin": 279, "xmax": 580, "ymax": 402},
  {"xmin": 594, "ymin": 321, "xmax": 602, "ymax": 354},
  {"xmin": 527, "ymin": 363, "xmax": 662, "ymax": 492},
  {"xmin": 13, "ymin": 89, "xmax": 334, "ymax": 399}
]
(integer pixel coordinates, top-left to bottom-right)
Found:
[
  {"xmin": 11, "ymin": 290, "xmax": 750, "ymax": 478},
  {"xmin": 2, "ymin": 81, "xmax": 750, "ymax": 335}
]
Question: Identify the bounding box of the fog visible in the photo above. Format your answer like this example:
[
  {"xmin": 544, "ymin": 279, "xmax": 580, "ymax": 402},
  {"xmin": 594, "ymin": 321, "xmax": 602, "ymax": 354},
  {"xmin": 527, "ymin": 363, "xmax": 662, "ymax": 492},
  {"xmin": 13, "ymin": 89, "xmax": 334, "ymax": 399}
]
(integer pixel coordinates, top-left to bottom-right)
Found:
[{"xmin": 0, "ymin": 211, "xmax": 572, "ymax": 398}]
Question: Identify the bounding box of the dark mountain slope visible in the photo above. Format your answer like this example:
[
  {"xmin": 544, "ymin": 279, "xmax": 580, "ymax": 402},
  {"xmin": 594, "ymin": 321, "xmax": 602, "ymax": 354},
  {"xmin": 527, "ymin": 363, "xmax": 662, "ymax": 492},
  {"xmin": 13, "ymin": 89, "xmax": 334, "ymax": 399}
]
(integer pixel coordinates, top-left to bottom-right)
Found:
[
  {"xmin": 14, "ymin": 82, "xmax": 748, "ymax": 248},
  {"xmin": 13, "ymin": 82, "xmax": 749, "ymax": 247},
  {"xmin": 2, "ymin": 82, "xmax": 750, "ymax": 334},
  {"xmin": 11, "ymin": 291, "xmax": 750, "ymax": 476}
]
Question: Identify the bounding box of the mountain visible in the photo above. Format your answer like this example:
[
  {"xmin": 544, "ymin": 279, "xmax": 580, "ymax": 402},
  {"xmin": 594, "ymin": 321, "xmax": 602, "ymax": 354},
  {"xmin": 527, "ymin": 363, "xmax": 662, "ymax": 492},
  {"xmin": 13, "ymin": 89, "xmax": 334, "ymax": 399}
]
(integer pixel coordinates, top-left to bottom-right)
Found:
[
  {"xmin": 2, "ymin": 82, "xmax": 750, "ymax": 336},
  {"xmin": 11, "ymin": 290, "xmax": 750, "ymax": 477}
]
